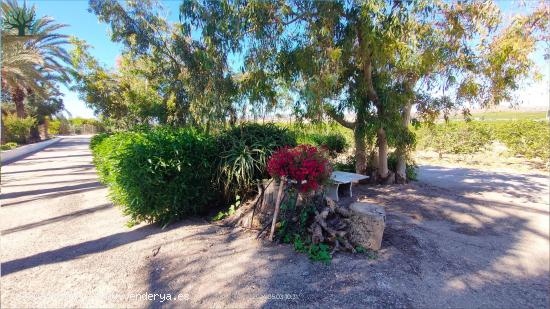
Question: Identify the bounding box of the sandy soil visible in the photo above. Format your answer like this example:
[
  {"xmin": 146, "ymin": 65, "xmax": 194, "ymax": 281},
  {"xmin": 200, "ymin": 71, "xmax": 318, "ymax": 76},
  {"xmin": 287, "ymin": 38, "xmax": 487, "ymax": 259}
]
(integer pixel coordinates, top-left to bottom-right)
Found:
[{"xmin": 1, "ymin": 136, "xmax": 548, "ymax": 308}]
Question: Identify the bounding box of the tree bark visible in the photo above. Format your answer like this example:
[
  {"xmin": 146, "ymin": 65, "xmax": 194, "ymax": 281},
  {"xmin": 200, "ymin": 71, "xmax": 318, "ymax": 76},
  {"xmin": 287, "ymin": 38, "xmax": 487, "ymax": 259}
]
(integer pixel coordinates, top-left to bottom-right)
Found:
[
  {"xmin": 353, "ymin": 101, "xmax": 368, "ymax": 174},
  {"xmin": 395, "ymin": 102, "xmax": 413, "ymax": 184},
  {"xmin": 354, "ymin": 124, "xmax": 367, "ymax": 174},
  {"xmin": 13, "ymin": 87, "xmax": 27, "ymax": 118},
  {"xmin": 377, "ymin": 128, "xmax": 389, "ymax": 178}
]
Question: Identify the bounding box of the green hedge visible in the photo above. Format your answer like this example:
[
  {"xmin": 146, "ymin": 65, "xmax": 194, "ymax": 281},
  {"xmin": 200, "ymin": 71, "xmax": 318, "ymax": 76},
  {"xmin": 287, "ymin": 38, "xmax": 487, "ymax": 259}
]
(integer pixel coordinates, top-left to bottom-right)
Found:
[
  {"xmin": 3, "ymin": 114, "xmax": 36, "ymax": 144},
  {"xmin": 415, "ymin": 120, "xmax": 549, "ymax": 160},
  {"xmin": 92, "ymin": 128, "xmax": 219, "ymax": 226},
  {"xmin": 91, "ymin": 124, "xmax": 298, "ymax": 226}
]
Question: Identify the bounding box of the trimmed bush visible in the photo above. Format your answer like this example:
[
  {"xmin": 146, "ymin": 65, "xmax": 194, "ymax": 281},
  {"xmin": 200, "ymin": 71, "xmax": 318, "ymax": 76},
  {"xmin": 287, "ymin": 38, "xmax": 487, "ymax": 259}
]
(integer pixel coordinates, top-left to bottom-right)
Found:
[
  {"xmin": 3, "ymin": 114, "xmax": 36, "ymax": 144},
  {"xmin": 92, "ymin": 128, "xmax": 218, "ymax": 226},
  {"xmin": 90, "ymin": 132, "xmax": 112, "ymax": 151}
]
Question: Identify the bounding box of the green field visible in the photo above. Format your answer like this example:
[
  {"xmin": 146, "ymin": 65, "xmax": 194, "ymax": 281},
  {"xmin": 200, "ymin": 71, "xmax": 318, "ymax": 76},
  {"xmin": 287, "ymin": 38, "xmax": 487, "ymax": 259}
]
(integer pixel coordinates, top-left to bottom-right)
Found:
[{"xmin": 448, "ymin": 111, "xmax": 547, "ymax": 121}]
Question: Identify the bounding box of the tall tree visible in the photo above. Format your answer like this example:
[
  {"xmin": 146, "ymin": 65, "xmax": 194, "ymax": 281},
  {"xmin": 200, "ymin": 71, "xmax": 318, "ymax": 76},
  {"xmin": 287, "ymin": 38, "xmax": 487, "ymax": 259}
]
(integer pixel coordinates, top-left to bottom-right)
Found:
[
  {"xmin": 180, "ymin": 0, "xmax": 548, "ymax": 183},
  {"xmin": 85, "ymin": 0, "xmax": 238, "ymax": 130},
  {"xmin": 1, "ymin": 0, "xmax": 71, "ymax": 118}
]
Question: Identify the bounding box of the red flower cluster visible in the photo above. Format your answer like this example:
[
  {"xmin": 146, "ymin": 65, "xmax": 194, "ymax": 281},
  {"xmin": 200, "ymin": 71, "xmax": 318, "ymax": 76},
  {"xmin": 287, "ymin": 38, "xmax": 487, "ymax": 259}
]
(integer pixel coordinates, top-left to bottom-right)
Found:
[{"xmin": 267, "ymin": 144, "xmax": 332, "ymax": 192}]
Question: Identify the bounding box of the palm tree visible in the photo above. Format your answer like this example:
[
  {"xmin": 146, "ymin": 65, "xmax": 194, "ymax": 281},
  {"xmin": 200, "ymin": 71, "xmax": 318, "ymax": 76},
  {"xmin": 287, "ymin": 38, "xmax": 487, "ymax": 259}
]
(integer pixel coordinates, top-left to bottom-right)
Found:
[{"xmin": 1, "ymin": 0, "xmax": 71, "ymax": 118}]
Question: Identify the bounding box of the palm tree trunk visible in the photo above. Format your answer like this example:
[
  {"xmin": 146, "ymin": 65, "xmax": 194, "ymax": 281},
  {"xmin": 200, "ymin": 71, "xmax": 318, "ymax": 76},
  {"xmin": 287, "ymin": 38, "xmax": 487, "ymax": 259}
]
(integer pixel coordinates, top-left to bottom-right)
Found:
[{"xmin": 13, "ymin": 87, "xmax": 27, "ymax": 118}]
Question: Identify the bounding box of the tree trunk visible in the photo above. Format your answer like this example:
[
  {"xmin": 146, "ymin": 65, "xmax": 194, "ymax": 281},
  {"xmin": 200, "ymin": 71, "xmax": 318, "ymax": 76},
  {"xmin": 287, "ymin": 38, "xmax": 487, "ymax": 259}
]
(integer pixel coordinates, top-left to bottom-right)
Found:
[
  {"xmin": 13, "ymin": 88, "xmax": 27, "ymax": 118},
  {"xmin": 377, "ymin": 128, "xmax": 389, "ymax": 178},
  {"xmin": 354, "ymin": 103, "xmax": 368, "ymax": 174},
  {"xmin": 396, "ymin": 103, "xmax": 413, "ymax": 184},
  {"xmin": 354, "ymin": 123, "xmax": 367, "ymax": 174}
]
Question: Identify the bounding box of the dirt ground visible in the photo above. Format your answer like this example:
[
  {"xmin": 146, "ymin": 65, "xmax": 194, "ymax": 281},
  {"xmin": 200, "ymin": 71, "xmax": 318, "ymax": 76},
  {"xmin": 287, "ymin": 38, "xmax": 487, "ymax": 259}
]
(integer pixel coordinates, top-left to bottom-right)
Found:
[{"xmin": 1, "ymin": 136, "xmax": 548, "ymax": 308}]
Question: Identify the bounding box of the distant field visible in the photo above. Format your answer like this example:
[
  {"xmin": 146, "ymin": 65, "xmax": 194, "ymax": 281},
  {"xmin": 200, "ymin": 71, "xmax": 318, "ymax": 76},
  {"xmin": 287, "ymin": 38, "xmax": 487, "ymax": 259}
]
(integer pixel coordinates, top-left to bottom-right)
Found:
[{"xmin": 447, "ymin": 111, "xmax": 547, "ymax": 121}]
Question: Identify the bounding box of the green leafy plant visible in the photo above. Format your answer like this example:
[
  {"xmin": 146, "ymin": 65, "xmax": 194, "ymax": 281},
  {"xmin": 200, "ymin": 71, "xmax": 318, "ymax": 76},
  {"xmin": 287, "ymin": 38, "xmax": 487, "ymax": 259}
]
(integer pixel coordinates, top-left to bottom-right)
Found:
[
  {"xmin": 312, "ymin": 133, "xmax": 348, "ymax": 156},
  {"xmin": 0, "ymin": 142, "xmax": 18, "ymax": 150},
  {"xmin": 212, "ymin": 195, "xmax": 240, "ymax": 221},
  {"xmin": 276, "ymin": 190, "xmax": 334, "ymax": 263},
  {"xmin": 492, "ymin": 120, "xmax": 550, "ymax": 160},
  {"xmin": 333, "ymin": 155, "xmax": 356, "ymax": 173},
  {"xmin": 90, "ymin": 132, "xmax": 112, "ymax": 151},
  {"xmin": 91, "ymin": 127, "xmax": 219, "ymax": 226},
  {"xmin": 415, "ymin": 120, "xmax": 549, "ymax": 161},
  {"xmin": 216, "ymin": 123, "xmax": 296, "ymax": 203},
  {"xmin": 2, "ymin": 114, "xmax": 36, "ymax": 144}
]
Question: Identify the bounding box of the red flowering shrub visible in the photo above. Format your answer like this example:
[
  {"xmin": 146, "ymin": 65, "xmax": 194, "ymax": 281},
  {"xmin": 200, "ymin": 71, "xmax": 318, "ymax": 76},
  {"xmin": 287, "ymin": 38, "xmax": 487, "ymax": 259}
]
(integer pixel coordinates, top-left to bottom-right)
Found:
[{"xmin": 267, "ymin": 144, "xmax": 332, "ymax": 192}]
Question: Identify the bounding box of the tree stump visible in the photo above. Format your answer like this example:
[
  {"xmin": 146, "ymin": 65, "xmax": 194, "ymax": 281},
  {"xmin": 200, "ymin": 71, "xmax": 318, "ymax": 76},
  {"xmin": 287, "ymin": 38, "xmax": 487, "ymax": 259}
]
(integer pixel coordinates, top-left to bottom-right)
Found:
[{"xmin": 348, "ymin": 202, "xmax": 386, "ymax": 251}]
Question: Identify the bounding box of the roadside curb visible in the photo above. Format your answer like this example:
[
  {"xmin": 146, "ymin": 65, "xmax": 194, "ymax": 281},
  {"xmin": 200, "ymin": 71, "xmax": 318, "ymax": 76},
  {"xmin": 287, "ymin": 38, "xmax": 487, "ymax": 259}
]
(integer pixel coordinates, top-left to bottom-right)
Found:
[{"xmin": 1, "ymin": 137, "xmax": 62, "ymax": 165}]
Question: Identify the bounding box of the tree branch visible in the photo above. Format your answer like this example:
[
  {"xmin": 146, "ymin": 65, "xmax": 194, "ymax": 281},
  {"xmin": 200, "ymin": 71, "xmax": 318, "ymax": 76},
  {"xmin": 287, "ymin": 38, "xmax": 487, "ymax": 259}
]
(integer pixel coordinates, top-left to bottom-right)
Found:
[
  {"xmin": 356, "ymin": 23, "xmax": 380, "ymax": 106},
  {"xmin": 324, "ymin": 104, "xmax": 355, "ymax": 129}
]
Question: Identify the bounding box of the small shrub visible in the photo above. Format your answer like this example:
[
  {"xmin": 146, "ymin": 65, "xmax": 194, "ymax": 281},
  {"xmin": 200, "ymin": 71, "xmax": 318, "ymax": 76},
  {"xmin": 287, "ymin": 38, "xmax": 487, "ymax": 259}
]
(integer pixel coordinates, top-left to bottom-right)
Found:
[
  {"xmin": 333, "ymin": 155, "xmax": 356, "ymax": 173},
  {"xmin": 216, "ymin": 123, "xmax": 296, "ymax": 201},
  {"xmin": 0, "ymin": 142, "xmax": 18, "ymax": 151},
  {"xmin": 92, "ymin": 127, "xmax": 219, "ymax": 226},
  {"xmin": 312, "ymin": 133, "xmax": 348, "ymax": 156},
  {"xmin": 48, "ymin": 120, "xmax": 61, "ymax": 135},
  {"xmin": 3, "ymin": 114, "xmax": 36, "ymax": 144},
  {"xmin": 267, "ymin": 144, "xmax": 332, "ymax": 192}
]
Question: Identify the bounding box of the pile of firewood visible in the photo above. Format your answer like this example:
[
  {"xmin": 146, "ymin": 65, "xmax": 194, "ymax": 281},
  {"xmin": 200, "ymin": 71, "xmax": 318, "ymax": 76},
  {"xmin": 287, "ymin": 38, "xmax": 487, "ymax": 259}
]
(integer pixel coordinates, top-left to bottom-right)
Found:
[
  {"xmin": 308, "ymin": 196, "xmax": 357, "ymax": 254},
  {"xmin": 218, "ymin": 179, "xmax": 359, "ymax": 255}
]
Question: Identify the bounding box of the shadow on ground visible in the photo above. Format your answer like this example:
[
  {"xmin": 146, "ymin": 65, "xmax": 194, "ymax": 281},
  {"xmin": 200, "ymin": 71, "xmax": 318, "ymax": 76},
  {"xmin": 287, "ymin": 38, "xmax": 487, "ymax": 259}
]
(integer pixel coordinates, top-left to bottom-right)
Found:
[{"xmin": 1, "ymin": 137, "xmax": 548, "ymax": 308}]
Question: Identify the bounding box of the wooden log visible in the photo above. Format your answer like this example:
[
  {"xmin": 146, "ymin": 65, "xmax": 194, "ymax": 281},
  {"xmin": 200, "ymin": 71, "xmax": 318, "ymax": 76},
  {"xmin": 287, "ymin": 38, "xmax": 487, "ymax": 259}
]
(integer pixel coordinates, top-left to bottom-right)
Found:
[{"xmin": 268, "ymin": 178, "xmax": 285, "ymax": 241}]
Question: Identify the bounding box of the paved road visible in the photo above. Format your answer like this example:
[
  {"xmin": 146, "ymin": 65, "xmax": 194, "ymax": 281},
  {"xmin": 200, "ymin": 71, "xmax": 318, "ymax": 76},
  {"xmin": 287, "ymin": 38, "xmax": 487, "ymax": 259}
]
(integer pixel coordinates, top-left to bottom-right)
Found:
[
  {"xmin": 1, "ymin": 137, "xmax": 548, "ymax": 308},
  {"xmin": 418, "ymin": 164, "xmax": 549, "ymax": 206}
]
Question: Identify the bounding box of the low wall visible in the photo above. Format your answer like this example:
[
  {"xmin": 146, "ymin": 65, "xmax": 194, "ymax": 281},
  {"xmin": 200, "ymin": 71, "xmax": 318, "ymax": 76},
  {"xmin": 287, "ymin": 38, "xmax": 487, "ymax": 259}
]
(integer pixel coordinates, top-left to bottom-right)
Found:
[{"xmin": 1, "ymin": 137, "xmax": 61, "ymax": 164}]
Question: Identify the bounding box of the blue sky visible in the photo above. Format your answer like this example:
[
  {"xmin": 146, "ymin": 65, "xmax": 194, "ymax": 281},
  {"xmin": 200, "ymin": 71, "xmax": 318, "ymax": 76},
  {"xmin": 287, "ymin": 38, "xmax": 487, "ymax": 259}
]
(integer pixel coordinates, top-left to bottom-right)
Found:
[{"xmin": 29, "ymin": 0, "xmax": 548, "ymax": 118}]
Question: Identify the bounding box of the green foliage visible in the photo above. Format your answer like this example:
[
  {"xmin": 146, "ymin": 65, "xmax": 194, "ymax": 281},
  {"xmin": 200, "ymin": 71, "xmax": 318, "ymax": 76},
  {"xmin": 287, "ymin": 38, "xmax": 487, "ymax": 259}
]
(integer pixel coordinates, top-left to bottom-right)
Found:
[
  {"xmin": 415, "ymin": 122, "xmax": 492, "ymax": 156},
  {"xmin": 282, "ymin": 123, "xmax": 350, "ymax": 156},
  {"xmin": 492, "ymin": 120, "xmax": 550, "ymax": 160},
  {"xmin": 276, "ymin": 191, "xmax": 333, "ymax": 263},
  {"xmin": 90, "ymin": 132, "xmax": 112, "ymax": 151},
  {"xmin": 415, "ymin": 120, "xmax": 550, "ymax": 160},
  {"xmin": 2, "ymin": 114, "xmax": 36, "ymax": 144},
  {"xmin": 1, "ymin": 0, "xmax": 72, "ymax": 121},
  {"xmin": 211, "ymin": 195, "xmax": 240, "ymax": 221},
  {"xmin": 0, "ymin": 142, "xmax": 18, "ymax": 150},
  {"xmin": 216, "ymin": 123, "xmax": 296, "ymax": 201},
  {"xmin": 333, "ymin": 155, "xmax": 356, "ymax": 173},
  {"xmin": 48, "ymin": 119, "xmax": 61, "ymax": 135},
  {"xmin": 49, "ymin": 118, "xmax": 105, "ymax": 135},
  {"xmin": 311, "ymin": 133, "xmax": 348, "ymax": 156},
  {"xmin": 91, "ymin": 127, "xmax": 219, "ymax": 226}
]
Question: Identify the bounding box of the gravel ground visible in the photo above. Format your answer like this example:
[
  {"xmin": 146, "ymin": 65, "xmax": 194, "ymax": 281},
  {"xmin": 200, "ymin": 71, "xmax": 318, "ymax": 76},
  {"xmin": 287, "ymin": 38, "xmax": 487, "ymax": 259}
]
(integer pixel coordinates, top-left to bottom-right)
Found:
[{"xmin": 1, "ymin": 136, "xmax": 548, "ymax": 308}]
